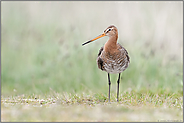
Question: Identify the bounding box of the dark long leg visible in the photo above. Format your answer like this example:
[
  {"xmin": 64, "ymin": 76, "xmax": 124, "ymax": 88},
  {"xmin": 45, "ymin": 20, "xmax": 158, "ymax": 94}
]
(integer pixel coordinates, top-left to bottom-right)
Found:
[
  {"xmin": 108, "ymin": 73, "xmax": 111, "ymax": 102},
  {"xmin": 117, "ymin": 73, "xmax": 121, "ymax": 102}
]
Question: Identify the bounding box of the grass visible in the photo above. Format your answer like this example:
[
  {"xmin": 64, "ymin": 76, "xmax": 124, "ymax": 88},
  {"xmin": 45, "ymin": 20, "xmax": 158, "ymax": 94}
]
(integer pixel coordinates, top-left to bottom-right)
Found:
[
  {"xmin": 1, "ymin": 92, "xmax": 183, "ymax": 122},
  {"xmin": 1, "ymin": 1, "xmax": 183, "ymax": 122}
]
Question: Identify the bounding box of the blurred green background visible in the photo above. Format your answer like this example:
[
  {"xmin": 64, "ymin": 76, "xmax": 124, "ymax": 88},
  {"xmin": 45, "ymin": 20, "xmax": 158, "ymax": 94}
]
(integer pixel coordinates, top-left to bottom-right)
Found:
[{"xmin": 1, "ymin": 1, "xmax": 183, "ymax": 96}]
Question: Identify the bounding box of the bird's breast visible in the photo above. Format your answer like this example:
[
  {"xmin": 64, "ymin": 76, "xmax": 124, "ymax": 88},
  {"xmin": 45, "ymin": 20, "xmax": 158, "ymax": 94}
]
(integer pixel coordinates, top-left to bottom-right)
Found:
[{"xmin": 99, "ymin": 50, "xmax": 129, "ymax": 74}]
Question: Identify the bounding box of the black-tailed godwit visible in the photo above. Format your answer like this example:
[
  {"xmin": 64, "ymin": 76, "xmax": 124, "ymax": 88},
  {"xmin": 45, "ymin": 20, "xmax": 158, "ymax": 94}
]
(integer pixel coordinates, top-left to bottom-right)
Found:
[{"xmin": 82, "ymin": 25, "xmax": 130, "ymax": 102}]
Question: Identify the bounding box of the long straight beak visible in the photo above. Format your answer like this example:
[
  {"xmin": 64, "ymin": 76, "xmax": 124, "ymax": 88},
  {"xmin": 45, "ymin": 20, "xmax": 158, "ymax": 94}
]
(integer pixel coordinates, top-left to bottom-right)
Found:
[{"xmin": 82, "ymin": 33, "xmax": 106, "ymax": 46}]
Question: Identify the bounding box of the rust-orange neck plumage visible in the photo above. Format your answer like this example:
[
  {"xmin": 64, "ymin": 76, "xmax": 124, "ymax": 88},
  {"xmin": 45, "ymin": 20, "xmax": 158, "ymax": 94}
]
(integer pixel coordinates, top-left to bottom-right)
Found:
[{"xmin": 104, "ymin": 29, "xmax": 118, "ymax": 53}]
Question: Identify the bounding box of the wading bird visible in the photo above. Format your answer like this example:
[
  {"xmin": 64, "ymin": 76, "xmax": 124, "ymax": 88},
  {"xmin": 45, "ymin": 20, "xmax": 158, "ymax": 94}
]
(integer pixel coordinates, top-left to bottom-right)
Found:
[{"xmin": 82, "ymin": 25, "xmax": 130, "ymax": 102}]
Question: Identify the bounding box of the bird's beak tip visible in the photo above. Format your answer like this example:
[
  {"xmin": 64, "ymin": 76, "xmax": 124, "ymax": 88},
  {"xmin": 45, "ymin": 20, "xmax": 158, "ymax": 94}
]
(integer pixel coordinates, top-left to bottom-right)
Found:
[{"xmin": 82, "ymin": 40, "xmax": 91, "ymax": 46}]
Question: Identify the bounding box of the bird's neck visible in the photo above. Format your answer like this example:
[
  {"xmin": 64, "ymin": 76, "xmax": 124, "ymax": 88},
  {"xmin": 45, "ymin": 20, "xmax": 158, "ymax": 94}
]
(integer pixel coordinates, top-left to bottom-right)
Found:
[{"xmin": 104, "ymin": 36, "xmax": 118, "ymax": 53}]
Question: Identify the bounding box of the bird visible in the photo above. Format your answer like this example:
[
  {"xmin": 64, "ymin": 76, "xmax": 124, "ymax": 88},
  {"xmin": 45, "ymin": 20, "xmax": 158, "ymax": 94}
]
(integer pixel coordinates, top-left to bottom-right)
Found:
[{"xmin": 82, "ymin": 25, "xmax": 130, "ymax": 102}]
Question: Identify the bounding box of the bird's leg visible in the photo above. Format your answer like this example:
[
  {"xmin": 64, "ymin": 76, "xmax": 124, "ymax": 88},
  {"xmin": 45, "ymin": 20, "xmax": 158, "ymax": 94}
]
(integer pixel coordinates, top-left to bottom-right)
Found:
[
  {"xmin": 117, "ymin": 73, "xmax": 121, "ymax": 102},
  {"xmin": 108, "ymin": 73, "xmax": 111, "ymax": 102}
]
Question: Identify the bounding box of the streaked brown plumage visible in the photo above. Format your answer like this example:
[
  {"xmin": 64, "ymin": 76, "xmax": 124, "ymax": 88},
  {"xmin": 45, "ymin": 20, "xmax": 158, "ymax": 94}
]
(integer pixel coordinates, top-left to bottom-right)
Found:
[
  {"xmin": 82, "ymin": 25, "xmax": 130, "ymax": 102},
  {"xmin": 97, "ymin": 43, "xmax": 129, "ymax": 74}
]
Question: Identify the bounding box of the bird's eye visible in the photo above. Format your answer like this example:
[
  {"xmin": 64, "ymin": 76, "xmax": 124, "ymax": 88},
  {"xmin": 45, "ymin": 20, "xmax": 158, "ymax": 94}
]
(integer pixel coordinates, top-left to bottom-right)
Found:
[{"xmin": 104, "ymin": 28, "xmax": 112, "ymax": 33}]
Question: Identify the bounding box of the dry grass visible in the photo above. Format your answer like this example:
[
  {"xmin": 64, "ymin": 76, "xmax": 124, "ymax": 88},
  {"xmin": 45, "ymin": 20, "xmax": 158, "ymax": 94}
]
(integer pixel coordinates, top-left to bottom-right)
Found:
[{"xmin": 1, "ymin": 92, "xmax": 183, "ymax": 122}]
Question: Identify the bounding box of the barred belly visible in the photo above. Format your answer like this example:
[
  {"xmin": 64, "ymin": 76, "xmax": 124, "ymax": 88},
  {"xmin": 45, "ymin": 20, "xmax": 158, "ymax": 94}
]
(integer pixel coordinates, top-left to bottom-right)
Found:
[{"xmin": 103, "ymin": 58, "xmax": 129, "ymax": 74}]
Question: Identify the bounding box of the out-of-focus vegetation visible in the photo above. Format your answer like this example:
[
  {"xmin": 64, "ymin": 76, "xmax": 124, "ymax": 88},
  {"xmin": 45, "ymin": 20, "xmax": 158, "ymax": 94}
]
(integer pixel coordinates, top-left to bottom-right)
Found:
[
  {"xmin": 1, "ymin": 1, "xmax": 183, "ymax": 122},
  {"xmin": 1, "ymin": 92, "xmax": 183, "ymax": 122}
]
